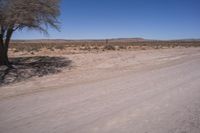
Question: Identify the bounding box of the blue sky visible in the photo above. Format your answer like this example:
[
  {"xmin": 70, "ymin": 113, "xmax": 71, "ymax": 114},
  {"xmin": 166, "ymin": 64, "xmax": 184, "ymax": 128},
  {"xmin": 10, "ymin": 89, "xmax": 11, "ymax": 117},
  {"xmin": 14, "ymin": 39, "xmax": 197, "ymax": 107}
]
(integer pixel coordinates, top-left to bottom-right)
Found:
[{"xmin": 13, "ymin": 0, "xmax": 200, "ymax": 40}]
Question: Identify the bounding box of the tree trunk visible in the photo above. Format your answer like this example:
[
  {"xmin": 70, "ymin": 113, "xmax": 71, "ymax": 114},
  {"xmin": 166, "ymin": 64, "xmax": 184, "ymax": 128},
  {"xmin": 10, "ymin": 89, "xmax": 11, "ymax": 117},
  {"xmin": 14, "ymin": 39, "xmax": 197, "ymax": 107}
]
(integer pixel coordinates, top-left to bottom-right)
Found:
[
  {"xmin": 0, "ymin": 27, "xmax": 5, "ymax": 66},
  {"xmin": 0, "ymin": 28, "xmax": 14, "ymax": 68},
  {"xmin": 0, "ymin": 43, "xmax": 11, "ymax": 67},
  {"xmin": 0, "ymin": 43, "xmax": 4, "ymax": 66}
]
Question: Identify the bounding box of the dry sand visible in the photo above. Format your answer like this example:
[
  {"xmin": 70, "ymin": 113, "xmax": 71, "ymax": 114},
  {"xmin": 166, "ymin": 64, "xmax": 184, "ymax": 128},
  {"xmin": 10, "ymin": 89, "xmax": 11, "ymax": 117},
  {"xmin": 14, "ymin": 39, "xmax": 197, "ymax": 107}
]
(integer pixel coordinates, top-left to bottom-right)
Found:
[{"xmin": 0, "ymin": 48, "xmax": 200, "ymax": 133}]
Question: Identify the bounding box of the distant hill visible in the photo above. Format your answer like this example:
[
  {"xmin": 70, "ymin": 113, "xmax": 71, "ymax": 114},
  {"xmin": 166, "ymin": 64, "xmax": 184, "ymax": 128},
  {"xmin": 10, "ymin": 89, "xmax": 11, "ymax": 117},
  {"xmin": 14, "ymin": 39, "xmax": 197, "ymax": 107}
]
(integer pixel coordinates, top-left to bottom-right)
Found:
[
  {"xmin": 106, "ymin": 38, "xmax": 146, "ymax": 42},
  {"xmin": 168, "ymin": 39, "xmax": 200, "ymax": 42},
  {"xmin": 11, "ymin": 38, "xmax": 200, "ymax": 43}
]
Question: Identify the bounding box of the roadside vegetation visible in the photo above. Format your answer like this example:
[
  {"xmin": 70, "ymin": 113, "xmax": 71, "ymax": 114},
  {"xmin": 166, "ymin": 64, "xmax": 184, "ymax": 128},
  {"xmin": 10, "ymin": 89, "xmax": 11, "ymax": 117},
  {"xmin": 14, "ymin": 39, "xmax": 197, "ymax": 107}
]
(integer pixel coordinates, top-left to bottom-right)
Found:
[{"xmin": 10, "ymin": 40, "xmax": 200, "ymax": 54}]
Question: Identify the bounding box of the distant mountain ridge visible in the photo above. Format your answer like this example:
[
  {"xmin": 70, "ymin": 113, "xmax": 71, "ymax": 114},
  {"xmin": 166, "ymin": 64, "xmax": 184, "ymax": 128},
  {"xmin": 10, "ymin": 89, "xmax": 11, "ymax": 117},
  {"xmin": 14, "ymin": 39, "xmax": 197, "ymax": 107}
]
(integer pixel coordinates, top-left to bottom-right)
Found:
[{"xmin": 12, "ymin": 38, "xmax": 200, "ymax": 43}]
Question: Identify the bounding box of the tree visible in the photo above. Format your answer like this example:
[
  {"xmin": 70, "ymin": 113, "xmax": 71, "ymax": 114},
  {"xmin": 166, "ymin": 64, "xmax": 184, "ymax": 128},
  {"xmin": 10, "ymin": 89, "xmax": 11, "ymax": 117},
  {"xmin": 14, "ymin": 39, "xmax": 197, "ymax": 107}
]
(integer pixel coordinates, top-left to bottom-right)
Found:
[{"xmin": 0, "ymin": 0, "xmax": 60, "ymax": 68}]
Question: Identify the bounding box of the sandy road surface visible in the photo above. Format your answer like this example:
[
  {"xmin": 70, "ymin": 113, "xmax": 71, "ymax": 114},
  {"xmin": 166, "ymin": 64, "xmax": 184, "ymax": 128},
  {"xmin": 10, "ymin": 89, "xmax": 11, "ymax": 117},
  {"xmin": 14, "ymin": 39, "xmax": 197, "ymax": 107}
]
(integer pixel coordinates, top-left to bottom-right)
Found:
[{"xmin": 0, "ymin": 48, "xmax": 200, "ymax": 133}]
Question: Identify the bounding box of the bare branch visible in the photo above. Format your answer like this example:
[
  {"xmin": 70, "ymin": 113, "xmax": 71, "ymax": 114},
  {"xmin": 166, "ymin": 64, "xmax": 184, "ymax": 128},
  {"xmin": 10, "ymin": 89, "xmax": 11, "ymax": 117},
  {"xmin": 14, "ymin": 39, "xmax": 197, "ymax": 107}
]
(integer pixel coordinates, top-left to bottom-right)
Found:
[{"xmin": 0, "ymin": 0, "xmax": 60, "ymax": 34}]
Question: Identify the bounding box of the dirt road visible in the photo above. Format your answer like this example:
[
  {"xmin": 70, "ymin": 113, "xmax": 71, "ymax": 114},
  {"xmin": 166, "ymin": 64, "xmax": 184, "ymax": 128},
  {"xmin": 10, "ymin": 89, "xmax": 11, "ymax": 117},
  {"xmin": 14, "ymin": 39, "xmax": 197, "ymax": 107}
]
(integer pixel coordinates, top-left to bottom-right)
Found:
[{"xmin": 0, "ymin": 48, "xmax": 200, "ymax": 133}]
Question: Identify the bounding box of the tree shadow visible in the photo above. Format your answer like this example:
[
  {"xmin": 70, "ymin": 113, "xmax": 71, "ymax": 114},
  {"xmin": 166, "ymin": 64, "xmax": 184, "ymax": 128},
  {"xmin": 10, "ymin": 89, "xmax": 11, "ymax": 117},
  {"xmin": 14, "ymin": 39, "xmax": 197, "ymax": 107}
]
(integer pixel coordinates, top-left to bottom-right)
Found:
[{"xmin": 0, "ymin": 56, "xmax": 72, "ymax": 86}]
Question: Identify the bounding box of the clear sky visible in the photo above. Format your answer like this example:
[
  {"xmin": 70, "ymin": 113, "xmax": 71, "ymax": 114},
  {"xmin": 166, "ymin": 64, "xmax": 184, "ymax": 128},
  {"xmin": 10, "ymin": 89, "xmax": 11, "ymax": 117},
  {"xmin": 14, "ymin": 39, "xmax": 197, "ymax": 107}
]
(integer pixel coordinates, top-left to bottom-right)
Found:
[{"xmin": 13, "ymin": 0, "xmax": 200, "ymax": 40}]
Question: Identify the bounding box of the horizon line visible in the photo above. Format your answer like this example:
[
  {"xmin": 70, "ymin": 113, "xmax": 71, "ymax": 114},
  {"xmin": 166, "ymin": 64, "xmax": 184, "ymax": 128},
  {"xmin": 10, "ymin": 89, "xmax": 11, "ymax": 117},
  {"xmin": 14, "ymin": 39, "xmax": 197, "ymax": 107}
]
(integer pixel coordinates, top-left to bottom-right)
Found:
[{"xmin": 12, "ymin": 37, "xmax": 200, "ymax": 41}]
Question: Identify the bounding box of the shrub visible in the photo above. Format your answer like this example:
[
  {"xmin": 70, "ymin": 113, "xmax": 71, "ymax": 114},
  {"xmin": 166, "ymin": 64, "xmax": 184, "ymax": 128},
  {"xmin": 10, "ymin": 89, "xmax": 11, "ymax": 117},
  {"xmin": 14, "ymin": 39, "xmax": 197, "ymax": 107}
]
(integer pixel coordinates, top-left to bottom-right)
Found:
[
  {"xmin": 54, "ymin": 45, "xmax": 66, "ymax": 50},
  {"xmin": 103, "ymin": 44, "xmax": 116, "ymax": 50},
  {"xmin": 118, "ymin": 45, "xmax": 126, "ymax": 49}
]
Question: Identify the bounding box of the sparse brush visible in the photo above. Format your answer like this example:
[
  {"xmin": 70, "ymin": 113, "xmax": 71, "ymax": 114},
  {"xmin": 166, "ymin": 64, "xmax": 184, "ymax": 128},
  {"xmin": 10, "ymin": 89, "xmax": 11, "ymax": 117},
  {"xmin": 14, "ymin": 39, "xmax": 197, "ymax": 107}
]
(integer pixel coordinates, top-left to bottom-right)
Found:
[
  {"xmin": 118, "ymin": 45, "xmax": 126, "ymax": 49},
  {"xmin": 10, "ymin": 41, "xmax": 200, "ymax": 53},
  {"xmin": 103, "ymin": 45, "xmax": 116, "ymax": 50},
  {"xmin": 54, "ymin": 45, "xmax": 66, "ymax": 50}
]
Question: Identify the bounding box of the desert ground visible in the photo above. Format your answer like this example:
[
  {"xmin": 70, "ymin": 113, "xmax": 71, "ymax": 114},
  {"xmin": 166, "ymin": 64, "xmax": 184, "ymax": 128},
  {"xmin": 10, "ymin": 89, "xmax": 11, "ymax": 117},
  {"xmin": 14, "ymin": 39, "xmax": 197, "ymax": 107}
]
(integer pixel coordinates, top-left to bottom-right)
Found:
[{"xmin": 0, "ymin": 45, "xmax": 200, "ymax": 133}]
